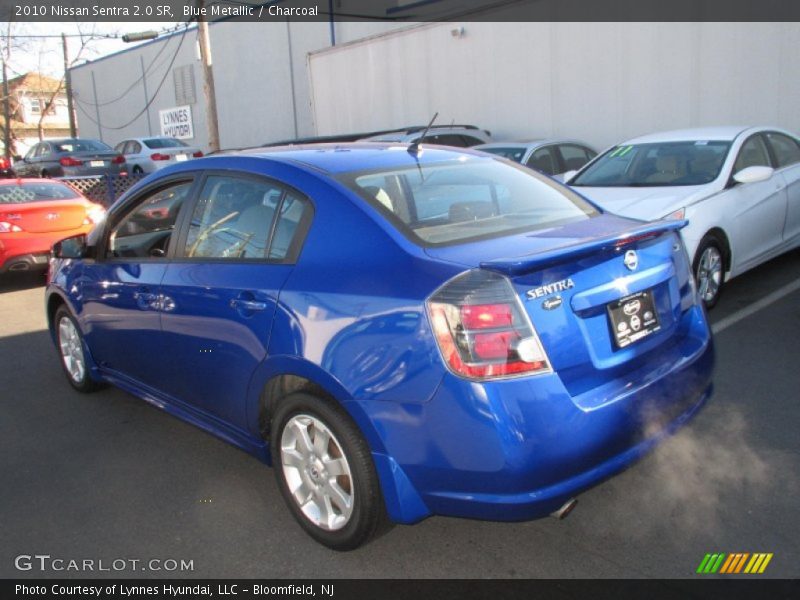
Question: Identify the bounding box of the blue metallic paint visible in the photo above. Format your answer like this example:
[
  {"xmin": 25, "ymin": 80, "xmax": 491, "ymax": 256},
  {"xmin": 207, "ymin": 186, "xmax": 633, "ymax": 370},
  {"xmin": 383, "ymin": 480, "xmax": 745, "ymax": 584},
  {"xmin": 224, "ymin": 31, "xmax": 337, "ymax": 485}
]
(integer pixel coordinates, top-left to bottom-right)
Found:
[{"xmin": 46, "ymin": 145, "xmax": 714, "ymax": 526}]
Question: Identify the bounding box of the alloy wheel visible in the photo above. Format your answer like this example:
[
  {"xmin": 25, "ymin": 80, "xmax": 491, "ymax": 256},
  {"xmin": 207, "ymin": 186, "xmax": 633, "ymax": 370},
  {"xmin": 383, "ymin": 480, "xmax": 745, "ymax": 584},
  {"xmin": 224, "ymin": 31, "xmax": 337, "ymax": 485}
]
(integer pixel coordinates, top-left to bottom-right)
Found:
[
  {"xmin": 696, "ymin": 245, "xmax": 723, "ymax": 304},
  {"xmin": 280, "ymin": 414, "xmax": 354, "ymax": 531},
  {"xmin": 58, "ymin": 316, "xmax": 86, "ymax": 384}
]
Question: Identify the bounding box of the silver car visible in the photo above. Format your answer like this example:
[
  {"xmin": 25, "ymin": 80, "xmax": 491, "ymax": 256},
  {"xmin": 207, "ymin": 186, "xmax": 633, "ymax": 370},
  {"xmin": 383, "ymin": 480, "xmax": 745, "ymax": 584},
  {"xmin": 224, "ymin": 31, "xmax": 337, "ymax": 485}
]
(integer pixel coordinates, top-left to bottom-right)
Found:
[
  {"xmin": 114, "ymin": 137, "xmax": 204, "ymax": 175},
  {"xmin": 15, "ymin": 138, "xmax": 127, "ymax": 178},
  {"xmin": 359, "ymin": 125, "xmax": 492, "ymax": 147},
  {"xmin": 475, "ymin": 139, "xmax": 597, "ymax": 180}
]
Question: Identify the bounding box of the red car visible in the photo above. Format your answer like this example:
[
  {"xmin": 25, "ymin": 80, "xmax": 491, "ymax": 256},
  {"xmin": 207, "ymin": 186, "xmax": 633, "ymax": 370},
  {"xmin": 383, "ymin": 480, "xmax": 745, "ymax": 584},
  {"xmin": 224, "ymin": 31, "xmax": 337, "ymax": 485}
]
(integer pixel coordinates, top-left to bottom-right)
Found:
[{"xmin": 0, "ymin": 179, "xmax": 104, "ymax": 274}]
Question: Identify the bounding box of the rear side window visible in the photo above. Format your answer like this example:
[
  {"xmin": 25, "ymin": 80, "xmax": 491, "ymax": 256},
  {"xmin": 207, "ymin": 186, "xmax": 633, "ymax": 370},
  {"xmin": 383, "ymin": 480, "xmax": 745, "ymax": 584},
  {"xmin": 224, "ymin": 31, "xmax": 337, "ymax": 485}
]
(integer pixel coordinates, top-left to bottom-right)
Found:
[
  {"xmin": 183, "ymin": 176, "xmax": 279, "ymax": 260},
  {"xmin": 765, "ymin": 132, "xmax": 800, "ymax": 168},
  {"xmin": 420, "ymin": 134, "xmax": 470, "ymax": 147},
  {"xmin": 341, "ymin": 157, "xmax": 598, "ymax": 246},
  {"xmin": 181, "ymin": 175, "xmax": 312, "ymax": 262},
  {"xmin": 0, "ymin": 181, "xmax": 79, "ymax": 203}
]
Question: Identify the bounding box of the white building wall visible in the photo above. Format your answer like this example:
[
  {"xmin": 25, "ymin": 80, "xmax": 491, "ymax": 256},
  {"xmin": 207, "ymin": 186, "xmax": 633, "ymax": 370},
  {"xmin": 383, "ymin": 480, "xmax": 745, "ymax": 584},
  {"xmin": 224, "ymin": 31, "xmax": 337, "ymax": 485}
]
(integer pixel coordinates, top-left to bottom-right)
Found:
[
  {"xmin": 69, "ymin": 19, "xmax": 410, "ymax": 152},
  {"xmin": 70, "ymin": 28, "xmax": 206, "ymax": 149},
  {"xmin": 309, "ymin": 22, "xmax": 800, "ymax": 149}
]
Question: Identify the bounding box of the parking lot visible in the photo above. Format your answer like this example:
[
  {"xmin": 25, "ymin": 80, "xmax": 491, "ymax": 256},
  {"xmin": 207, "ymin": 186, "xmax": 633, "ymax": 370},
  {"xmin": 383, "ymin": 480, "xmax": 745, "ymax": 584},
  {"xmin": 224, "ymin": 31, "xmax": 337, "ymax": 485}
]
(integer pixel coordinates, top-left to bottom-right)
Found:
[{"xmin": 1, "ymin": 250, "xmax": 798, "ymax": 579}]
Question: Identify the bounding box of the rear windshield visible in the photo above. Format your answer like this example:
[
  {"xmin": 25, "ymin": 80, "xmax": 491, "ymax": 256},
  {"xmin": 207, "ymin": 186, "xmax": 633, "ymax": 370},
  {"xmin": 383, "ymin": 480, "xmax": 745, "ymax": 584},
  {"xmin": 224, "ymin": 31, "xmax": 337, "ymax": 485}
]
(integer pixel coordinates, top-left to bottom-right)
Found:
[
  {"xmin": 0, "ymin": 182, "xmax": 79, "ymax": 204},
  {"xmin": 55, "ymin": 139, "xmax": 112, "ymax": 153},
  {"xmin": 339, "ymin": 157, "xmax": 599, "ymax": 246},
  {"xmin": 477, "ymin": 147, "xmax": 527, "ymax": 163},
  {"xmin": 143, "ymin": 137, "xmax": 188, "ymax": 149},
  {"xmin": 571, "ymin": 141, "xmax": 731, "ymax": 187}
]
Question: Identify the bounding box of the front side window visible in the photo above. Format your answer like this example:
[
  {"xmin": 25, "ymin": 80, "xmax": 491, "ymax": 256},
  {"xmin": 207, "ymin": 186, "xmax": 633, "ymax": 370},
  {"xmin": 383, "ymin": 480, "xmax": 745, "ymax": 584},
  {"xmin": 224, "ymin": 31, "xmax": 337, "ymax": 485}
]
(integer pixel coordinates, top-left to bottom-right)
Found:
[
  {"xmin": 559, "ymin": 144, "xmax": 593, "ymax": 171},
  {"xmin": 572, "ymin": 141, "xmax": 730, "ymax": 187},
  {"xmin": 765, "ymin": 132, "xmax": 800, "ymax": 168},
  {"xmin": 526, "ymin": 147, "xmax": 558, "ymax": 175},
  {"xmin": 340, "ymin": 157, "xmax": 598, "ymax": 246},
  {"xmin": 734, "ymin": 136, "xmax": 771, "ymax": 173},
  {"xmin": 108, "ymin": 181, "xmax": 192, "ymax": 259}
]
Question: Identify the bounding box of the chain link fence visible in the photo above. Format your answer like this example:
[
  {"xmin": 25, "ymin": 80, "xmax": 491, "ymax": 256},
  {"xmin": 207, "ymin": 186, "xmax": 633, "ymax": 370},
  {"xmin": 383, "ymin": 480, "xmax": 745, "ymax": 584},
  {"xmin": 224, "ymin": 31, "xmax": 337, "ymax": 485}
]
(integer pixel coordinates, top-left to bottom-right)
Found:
[{"xmin": 59, "ymin": 173, "xmax": 148, "ymax": 207}]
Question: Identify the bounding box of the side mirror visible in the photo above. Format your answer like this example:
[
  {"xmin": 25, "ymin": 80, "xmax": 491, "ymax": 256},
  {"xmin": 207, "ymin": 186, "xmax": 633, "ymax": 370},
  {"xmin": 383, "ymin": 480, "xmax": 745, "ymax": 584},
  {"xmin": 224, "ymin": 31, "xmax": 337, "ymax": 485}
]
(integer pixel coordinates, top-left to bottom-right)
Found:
[
  {"xmin": 733, "ymin": 165, "xmax": 773, "ymax": 185},
  {"xmin": 53, "ymin": 234, "xmax": 89, "ymax": 259},
  {"xmin": 562, "ymin": 170, "xmax": 578, "ymax": 183}
]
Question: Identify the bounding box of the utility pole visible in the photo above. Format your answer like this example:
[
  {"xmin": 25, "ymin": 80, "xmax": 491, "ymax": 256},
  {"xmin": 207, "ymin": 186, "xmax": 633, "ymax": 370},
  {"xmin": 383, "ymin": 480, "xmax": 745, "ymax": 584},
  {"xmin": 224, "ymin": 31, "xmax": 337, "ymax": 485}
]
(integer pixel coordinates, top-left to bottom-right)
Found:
[
  {"xmin": 61, "ymin": 33, "xmax": 77, "ymax": 137},
  {"xmin": 2, "ymin": 59, "xmax": 10, "ymax": 159},
  {"xmin": 196, "ymin": 0, "xmax": 220, "ymax": 153}
]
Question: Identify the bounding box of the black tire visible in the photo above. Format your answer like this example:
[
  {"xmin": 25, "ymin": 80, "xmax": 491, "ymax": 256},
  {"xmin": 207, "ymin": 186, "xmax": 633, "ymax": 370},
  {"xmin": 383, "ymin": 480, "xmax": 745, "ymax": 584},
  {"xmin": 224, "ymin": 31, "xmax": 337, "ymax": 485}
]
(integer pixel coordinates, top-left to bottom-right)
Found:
[
  {"xmin": 132, "ymin": 165, "xmax": 144, "ymax": 175},
  {"xmin": 270, "ymin": 392, "xmax": 391, "ymax": 550},
  {"xmin": 53, "ymin": 306, "xmax": 101, "ymax": 393},
  {"xmin": 40, "ymin": 170, "xmax": 49, "ymax": 178},
  {"xmin": 693, "ymin": 233, "xmax": 726, "ymax": 309}
]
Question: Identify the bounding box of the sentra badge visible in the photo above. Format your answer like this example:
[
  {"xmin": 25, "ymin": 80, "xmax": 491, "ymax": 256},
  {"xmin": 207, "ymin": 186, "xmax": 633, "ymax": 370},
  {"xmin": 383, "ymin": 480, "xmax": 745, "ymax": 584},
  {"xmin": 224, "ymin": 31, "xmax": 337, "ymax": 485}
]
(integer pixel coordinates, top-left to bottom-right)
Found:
[{"xmin": 527, "ymin": 278, "xmax": 575, "ymax": 300}]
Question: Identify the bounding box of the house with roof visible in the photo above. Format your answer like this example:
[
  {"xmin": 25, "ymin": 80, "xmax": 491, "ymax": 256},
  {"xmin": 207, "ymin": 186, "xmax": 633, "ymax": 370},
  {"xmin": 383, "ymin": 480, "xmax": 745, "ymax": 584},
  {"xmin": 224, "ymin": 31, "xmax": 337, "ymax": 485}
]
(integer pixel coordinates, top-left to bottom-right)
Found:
[{"xmin": 2, "ymin": 72, "xmax": 72, "ymax": 157}]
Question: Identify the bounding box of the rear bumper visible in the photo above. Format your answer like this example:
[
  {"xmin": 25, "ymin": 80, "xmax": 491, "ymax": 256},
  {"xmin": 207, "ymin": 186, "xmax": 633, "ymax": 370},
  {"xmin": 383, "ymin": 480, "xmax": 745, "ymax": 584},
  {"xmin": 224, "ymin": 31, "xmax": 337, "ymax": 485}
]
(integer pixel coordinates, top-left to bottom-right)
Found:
[
  {"xmin": 0, "ymin": 228, "xmax": 91, "ymax": 272},
  {"xmin": 367, "ymin": 304, "xmax": 714, "ymax": 524}
]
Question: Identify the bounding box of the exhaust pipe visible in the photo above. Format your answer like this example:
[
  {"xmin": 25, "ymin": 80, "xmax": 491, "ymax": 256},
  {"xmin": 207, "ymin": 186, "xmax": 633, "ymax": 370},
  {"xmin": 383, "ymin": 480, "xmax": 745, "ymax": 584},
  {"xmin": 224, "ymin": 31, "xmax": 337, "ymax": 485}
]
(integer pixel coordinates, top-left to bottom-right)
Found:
[
  {"xmin": 9, "ymin": 262, "xmax": 30, "ymax": 271},
  {"xmin": 550, "ymin": 498, "xmax": 577, "ymax": 520}
]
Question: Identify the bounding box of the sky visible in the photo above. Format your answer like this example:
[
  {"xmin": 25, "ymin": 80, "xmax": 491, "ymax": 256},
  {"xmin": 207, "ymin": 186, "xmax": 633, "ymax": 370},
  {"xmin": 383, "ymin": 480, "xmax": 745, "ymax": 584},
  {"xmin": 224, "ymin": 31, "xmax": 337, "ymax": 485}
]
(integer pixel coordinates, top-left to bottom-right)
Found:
[{"xmin": 3, "ymin": 22, "xmax": 182, "ymax": 80}]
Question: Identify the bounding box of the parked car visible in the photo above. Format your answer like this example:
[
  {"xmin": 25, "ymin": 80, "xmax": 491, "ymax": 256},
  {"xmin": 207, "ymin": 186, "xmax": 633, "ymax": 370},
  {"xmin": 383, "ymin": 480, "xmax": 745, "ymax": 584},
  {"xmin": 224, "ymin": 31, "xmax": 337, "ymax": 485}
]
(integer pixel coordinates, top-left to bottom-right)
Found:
[
  {"xmin": 475, "ymin": 139, "xmax": 597, "ymax": 180},
  {"xmin": 359, "ymin": 124, "xmax": 491, "ymax": 147},
  {"xmin": 0, "ymin": 179, "xmax": 104, "ymax": 273},
  {"xmin": 566, "ymin": 126, "xmax": 800, "ymax": 307},
  {"xmin": 114, "ymin": 137, "xmax": 204, "ymax": 174},
  {"xmin": 14, "ymin": 138, "xmax": 126, "ymax": 179},
  {"xmin": 46, "ymin": 144, "xmax": 713, "ymax": 550},
  {"xmin": 0, "ymin": 155, "xmax": 16, "ymax": 178}
]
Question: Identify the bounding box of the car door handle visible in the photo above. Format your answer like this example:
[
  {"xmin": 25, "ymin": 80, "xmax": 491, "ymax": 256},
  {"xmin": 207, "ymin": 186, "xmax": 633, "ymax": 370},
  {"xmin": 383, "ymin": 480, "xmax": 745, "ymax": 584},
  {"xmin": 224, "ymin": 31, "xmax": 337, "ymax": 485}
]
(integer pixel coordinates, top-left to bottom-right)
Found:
[
  {"xmin": 230, "ymin": 298, "xmax": 268, "ymax": 312},
  {"xmin": 134, "ymin": 289, "xmax": 160, "ymax": 310}
]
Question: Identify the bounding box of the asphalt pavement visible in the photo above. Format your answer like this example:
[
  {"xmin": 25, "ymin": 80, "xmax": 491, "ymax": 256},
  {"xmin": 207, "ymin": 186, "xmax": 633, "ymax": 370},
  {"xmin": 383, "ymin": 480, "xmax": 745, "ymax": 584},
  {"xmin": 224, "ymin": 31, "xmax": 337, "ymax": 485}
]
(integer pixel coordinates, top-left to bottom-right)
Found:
[{"xmin": 1, "ymin": 250, "xmax": 798, "ymax": 579}]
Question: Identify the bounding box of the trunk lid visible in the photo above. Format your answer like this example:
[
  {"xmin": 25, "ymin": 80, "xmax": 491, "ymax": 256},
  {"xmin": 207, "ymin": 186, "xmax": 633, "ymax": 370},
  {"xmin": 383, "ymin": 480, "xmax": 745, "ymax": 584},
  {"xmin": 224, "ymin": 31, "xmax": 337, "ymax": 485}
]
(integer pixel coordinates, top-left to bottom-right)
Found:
[
  {"xmin": 0, "ymin": 199, "xmax": 91, "ymax": 233},
  {"xmin": 426, "ymin": 214, "xmax": 697, "ymax": 402}
]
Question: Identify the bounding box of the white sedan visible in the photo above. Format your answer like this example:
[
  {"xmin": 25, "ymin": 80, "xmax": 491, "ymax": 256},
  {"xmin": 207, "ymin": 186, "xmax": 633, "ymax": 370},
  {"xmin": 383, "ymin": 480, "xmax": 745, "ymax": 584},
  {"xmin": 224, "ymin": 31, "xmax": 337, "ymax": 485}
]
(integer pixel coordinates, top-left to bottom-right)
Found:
[
  {"xmin": 566, "ymin": 126, "xmax": 800, "ymax": 306},
  {"xmin": 114, "ymin": 137, "xmax": 204, "ymax": 175}
]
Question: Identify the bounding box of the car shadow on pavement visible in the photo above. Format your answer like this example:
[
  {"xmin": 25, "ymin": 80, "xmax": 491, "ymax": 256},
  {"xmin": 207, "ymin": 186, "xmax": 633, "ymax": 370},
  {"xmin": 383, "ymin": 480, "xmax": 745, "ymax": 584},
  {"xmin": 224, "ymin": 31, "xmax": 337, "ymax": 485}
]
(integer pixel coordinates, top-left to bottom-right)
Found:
[{"xmin": 0, "ymin": 271, "xmax": 46, "ymax": 294}]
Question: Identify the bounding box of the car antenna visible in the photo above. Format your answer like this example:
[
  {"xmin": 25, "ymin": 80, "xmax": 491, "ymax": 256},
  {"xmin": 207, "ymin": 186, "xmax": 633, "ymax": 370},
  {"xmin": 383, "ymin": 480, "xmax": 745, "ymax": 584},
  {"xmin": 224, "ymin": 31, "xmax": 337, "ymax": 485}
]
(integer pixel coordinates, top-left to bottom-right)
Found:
[{"xmin": 408, "ymin": 112, "xmax": 438, "ymax": 155}]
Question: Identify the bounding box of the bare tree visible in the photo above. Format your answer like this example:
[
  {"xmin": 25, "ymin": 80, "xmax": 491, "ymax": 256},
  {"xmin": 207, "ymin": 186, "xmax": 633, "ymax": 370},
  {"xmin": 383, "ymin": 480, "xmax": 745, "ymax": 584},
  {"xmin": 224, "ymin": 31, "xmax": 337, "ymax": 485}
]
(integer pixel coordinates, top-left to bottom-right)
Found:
[{"xmin": 33, "ymin": 24, "xmax": 107, "ymax": 141}]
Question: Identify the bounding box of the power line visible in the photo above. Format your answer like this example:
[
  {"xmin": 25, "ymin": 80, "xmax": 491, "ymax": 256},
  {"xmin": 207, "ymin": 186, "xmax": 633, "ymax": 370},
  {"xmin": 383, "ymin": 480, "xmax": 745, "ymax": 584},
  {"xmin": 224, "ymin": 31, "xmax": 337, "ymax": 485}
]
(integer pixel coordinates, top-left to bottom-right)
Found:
[
  {"xmin": 72, "ymin": 30, "xmax": 180, "ymax": 108},
  {"xmin": 74, "ymin": 24, "xmax": 190, "ymax": 131}
]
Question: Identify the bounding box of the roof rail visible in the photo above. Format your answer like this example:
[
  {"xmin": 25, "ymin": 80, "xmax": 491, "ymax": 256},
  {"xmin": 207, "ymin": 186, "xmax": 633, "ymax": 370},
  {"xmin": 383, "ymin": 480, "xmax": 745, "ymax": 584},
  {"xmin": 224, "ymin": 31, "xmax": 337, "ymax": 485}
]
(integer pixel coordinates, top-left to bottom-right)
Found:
[{"xmin": 404, "ymin": 124, "xmax": 479, "ymax": 133}]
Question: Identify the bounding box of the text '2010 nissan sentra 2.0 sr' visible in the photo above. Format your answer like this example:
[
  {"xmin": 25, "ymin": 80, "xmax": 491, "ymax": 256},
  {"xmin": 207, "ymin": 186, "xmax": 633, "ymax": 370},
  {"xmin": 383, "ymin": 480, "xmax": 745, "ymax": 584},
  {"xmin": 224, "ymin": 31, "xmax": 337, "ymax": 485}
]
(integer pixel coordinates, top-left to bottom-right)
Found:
[{"xmin": 45, "ymin": 143, "xmax": 714, "ymax": 550}]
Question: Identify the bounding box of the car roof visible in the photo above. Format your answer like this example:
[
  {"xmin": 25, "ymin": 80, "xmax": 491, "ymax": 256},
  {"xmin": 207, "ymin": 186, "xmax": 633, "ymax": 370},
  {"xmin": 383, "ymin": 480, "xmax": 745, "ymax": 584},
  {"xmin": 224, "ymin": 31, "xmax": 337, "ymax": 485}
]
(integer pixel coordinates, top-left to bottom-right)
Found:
[
  {"xmin": 476, "ymin": 139, "xmax": 591, "ymax": 150},
  {"xmin": 622, "ymin": 126, "xmax": 752, "ymax": 144},
  {"xmin": 211, "ymin": 142, "xmax": 492, "ymax": 174}
]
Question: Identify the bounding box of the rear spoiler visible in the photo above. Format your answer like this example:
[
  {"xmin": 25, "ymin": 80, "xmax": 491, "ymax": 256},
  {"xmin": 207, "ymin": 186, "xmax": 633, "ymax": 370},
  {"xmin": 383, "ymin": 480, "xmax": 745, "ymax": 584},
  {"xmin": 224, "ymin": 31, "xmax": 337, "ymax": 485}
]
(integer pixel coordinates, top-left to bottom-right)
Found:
[{"xmin": 480, "ymin": 220, "xmax": 688, "ymax": 277}]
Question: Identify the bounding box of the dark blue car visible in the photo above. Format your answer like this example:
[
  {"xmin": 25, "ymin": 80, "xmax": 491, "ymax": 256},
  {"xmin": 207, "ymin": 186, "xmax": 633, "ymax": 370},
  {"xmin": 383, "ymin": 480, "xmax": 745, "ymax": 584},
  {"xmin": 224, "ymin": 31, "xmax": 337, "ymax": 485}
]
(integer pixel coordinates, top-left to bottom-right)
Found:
[{"xmin": 45, "ymin": 144, "xmax": 714, "ymax": 549}]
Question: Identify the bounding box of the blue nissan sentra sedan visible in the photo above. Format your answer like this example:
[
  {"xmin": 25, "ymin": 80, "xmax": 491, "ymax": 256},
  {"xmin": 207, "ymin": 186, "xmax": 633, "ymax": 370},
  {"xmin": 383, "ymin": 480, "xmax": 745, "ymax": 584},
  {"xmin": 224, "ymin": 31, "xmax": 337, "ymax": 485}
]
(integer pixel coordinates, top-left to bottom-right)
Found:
[{"xmin": 45, "ymin": 143, "xmax": 714, "ymax": 549}]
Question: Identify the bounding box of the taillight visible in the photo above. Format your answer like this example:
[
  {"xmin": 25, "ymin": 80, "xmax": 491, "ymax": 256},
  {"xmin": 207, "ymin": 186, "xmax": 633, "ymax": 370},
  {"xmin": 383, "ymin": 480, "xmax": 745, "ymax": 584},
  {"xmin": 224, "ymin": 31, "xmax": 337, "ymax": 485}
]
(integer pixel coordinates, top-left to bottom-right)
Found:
[
  {"xmin": 192, "ymin": 151, "xmax": 204, "ymax": 158},
  {"xmin": 151, "ymin": 153, "xmax": 170, "ymax": 161},
  {"xmin": 111, "ymin": 155, "xmax": 125, "ymax": 164},
  {"xmin": 82, "ymin": 205, "xmax": 106, "ymax": 225},
  {"xmin": 0, "ymin": 157, "xmax": 9, "ymax": 170},
  {"xmin": 0, "ymin": 221, "xmax": 23, "ymax": 233},
  {"xmin": 426, "ymin": 269, "xmax": 551, "ymax": 380},
  {"xmin": 59, "ymin": 156, "xmax": 83, "ymax": 167}
]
